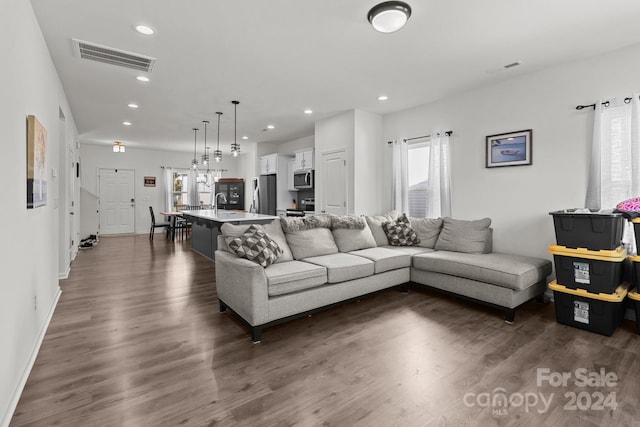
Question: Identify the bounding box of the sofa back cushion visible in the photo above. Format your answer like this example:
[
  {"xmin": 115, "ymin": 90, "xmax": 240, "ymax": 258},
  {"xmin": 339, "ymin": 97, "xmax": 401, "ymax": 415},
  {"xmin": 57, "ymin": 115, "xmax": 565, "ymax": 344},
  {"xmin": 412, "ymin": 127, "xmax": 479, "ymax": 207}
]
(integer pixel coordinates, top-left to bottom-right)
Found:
[
  {"xmin": 365, "ymin": 211, "xmax": 399, "ymax": 246},
  {"xmin": 434, "ymin": 217, "xmax": 492, "ymax": 254},
  {"xmin": 332, "ymin": 222, "xmax": 377, "ymax": 252},
  {"xmin": 409, "ymin": 217, "xmax": 443, "ymax": 248},
  {"xmin": 286, "ymin": 228, "xmax": 339, "ymax": 259},
  {"xmin": 221, "ymin": 219, "xmax": 293, "ymax": 263}
]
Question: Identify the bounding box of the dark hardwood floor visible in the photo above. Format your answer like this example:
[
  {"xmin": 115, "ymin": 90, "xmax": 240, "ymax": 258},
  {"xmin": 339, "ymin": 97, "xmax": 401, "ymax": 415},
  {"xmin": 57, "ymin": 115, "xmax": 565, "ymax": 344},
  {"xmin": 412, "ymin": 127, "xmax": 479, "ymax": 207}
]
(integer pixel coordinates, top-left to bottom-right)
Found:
[{"xmin": 10, "ymin": 235, "xmax": 640, "ymax": 426}]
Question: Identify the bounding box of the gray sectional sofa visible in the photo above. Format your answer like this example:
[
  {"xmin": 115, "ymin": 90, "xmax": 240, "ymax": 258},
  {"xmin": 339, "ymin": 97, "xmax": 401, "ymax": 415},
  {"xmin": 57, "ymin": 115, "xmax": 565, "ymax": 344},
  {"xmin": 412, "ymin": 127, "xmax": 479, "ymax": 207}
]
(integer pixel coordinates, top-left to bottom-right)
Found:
[{"xmin": 215, "ymin": 213, "xmax": 552, "ymax": 342}]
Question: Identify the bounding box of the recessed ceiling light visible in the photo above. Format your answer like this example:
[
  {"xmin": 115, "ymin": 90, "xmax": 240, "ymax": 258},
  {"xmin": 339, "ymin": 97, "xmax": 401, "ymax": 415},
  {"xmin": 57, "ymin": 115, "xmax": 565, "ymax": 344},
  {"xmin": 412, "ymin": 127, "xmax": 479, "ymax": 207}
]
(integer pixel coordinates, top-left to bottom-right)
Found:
[
  {"xmin": 134, "ymin": 25, "xmax": 156, "ymax": 35},
  {"xmin": 122, "ymin": 121, "xmax": 132, "ymax": 126},
  {"xmin": 267, "ymin": 125, "xmax": 275, "ymax": 130},
  {"xmin": 136, "ymin": 76, "xmax": 150, "ymax": 82},
  {"xmin": 378, "ymin": 95, "xmax": 389, "ymax": 101},
  {"xmin": 242, "ymin": 136, "xmax": 248, "ymax": 140},
  {"xmin": 128, "ymin": 103, "xmax": 139, "ymax": 109},
  {"xmin": 304, "ymin": 109, "xmax": 313, "ymax": 114}
]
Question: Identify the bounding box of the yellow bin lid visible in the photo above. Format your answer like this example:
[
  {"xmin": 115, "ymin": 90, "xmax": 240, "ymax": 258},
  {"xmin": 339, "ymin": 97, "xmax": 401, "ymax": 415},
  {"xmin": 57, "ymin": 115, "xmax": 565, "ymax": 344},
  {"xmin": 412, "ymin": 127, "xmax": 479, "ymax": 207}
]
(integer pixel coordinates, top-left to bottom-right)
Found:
[
  {"xmin": 628, "ymin": 290, "xmax": 640, "ymax": 301},
  {"xmin": 628, "ymin": 255, "xmax": 640, "ymax": 263},
  {"xmin": 548, "ymin": 244, "xmax": 626, "ymax": 261},
  {"xmin": 548, "ymin": 280, "xmax": 629, "ymax": 302},
  {"xmin": 632, "ymin": 218, "xmax": 640, "ymax": 224}
]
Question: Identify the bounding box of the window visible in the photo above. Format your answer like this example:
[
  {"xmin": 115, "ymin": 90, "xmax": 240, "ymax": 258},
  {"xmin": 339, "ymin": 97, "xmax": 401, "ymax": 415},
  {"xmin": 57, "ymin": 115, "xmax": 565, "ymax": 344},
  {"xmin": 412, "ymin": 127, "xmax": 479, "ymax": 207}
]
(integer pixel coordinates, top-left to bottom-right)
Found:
[
  {"xmin": 407, "ymin": 142, "xmax": 429, "ymax": 217},
  {"xmin": 171, "ymin": 170, "xmax": 214, "ymax": 208}
]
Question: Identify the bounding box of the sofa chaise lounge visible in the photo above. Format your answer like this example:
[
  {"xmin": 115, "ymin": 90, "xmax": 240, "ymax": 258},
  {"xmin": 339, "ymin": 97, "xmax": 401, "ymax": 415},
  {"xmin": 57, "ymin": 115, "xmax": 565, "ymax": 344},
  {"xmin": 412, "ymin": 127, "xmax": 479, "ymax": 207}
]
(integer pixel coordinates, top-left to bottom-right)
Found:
[{"xmin": 215, "ymin": 213, "xmax": 552, "ymax": 342}]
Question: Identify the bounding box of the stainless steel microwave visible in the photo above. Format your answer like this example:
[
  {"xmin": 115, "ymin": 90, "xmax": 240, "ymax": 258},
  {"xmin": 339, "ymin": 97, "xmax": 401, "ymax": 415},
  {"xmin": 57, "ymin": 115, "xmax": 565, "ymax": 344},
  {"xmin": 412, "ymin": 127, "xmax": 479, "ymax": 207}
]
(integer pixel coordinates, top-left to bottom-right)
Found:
[{"xmin": 293, "ymin": 171, "xmax": 313, "ymax": 189}]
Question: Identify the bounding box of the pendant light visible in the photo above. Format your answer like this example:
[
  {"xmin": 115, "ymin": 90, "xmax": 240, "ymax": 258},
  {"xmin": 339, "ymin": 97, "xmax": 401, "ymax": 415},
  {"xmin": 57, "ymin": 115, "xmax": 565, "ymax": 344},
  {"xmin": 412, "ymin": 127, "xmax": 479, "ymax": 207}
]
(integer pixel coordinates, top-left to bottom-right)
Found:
[
  {"xmin": 230, "ymin": 100, "xmax": 240, "ymax": 157},
  {"xmin": 201, "ymin": 120, "xmax": 210, "ymax": 166},
  {"xmin": 368, "ymin": 1, "xmax": 412, "ymax": 33},
  {"xmin": 191, "ymin": 127, "xmax": 199, "ymax": 169},
  {"xmin": 214, "ymin": 111, "xmax": 223, "ymax": 162}
]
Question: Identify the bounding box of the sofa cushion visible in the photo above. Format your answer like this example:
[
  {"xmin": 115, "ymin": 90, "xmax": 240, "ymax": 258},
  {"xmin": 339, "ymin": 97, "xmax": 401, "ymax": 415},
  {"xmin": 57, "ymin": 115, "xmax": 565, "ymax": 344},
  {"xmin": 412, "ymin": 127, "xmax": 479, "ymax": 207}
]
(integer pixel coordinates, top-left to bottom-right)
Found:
[
  {"xmin": 303, "ymin": 253, "xmax": 375, "ymax": 283},
  {"xmin": 228, "ymin": 225, "xmax": 283, "ymax": 268},
  {"xmin": 221, "ymin": 220, "xmax": 293, "ymax": 263},
  {"xmin": 264, "ymin": 261, "xmax": 328, "ymax": 296},
  {"xmin": 409, "ymin": 217, "xmax": 443, "ymax": 248},
  {"xmin": 365, "ymin": 212, "xmax": 399, "ymax": 246},
  {"xmin": 349, "ymin": 247, "xmax": 411, "ymax": 274},
  {"xmin": 412, "ymin": 251, "xmax": 552, "ymax": 291},
  {"xmin": 285, "ymin": 228, "xmax": 339, "ymax": 260},
  {"xmin": 332, "ymin": 221, "xmax": 377, "ymax": 253},
  {"xmin": 382, "ymin": 216, "xmax": 420, "ymax": 246},
  {"xmin": 382, "ymin": 245, "xmax": 436, "ymax": 256},
  {"xmin": 434, "ymin": 217, "xmax": 492, "ymax": 254}
]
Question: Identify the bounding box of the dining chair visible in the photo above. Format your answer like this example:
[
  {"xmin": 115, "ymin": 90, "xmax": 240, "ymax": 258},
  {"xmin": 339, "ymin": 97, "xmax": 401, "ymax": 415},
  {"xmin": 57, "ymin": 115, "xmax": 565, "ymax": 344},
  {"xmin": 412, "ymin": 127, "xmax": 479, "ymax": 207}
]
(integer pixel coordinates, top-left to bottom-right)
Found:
[{"xmin": 149, "ymin": 206, "xmax": 171, "ymax": 240}]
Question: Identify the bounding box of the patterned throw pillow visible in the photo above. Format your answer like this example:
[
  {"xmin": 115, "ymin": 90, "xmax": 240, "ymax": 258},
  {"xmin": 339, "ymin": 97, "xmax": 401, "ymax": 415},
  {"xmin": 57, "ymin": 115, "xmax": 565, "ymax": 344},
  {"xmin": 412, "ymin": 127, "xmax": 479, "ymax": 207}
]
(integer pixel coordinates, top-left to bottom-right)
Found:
[
  {"xmin": 382, "ymin": 215, "xmax": 421, "ymax": 246},
  {"xmin": 228, "ymin": 225, "xmax": 283, "ymax": 267}
]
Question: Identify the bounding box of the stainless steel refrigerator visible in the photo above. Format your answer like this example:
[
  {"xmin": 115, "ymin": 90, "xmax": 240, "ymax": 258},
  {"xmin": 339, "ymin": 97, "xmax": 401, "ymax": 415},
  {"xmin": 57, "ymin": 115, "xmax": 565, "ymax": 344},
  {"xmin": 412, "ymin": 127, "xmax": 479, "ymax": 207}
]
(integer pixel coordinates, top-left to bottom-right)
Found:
[{"xmin": 257, "ymin": 174, "xmax": 277, "ymax": 215}]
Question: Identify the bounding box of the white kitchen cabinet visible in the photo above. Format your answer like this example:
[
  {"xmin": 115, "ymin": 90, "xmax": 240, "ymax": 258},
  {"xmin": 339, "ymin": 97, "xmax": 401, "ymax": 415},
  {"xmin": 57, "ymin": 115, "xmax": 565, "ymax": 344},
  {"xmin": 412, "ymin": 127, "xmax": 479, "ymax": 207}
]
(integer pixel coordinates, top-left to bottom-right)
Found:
[
  {"xmin": 260, "ymin": 154, "xmax": 278, "ymax": 175},
  {"xmin": 294, "ymin": 149, "xmax": 314, "ymax": 171},
  {"xmin": 287, "ymin": 159, "xmax": 297, "ymax": 191}
]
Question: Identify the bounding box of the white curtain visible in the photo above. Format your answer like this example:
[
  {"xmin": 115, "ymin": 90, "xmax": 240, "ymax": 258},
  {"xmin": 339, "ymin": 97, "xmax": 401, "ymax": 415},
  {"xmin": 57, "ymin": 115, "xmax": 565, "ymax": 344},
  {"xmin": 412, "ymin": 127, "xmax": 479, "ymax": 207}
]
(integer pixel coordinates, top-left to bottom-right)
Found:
[
  {"xmin": 163, "ymin": 167, "xmax": 174, "ymax": 211},
  {"xmin": 188, "ymin": 168, "xmax": 200, "ymax": 206},
  {"xmin": 391, "ymin": 139, "xmax": 409, "ymax": 213},
  {"xmin": 586, "ymin": 95, "xmax": 640, "ymax": 209},
  {"xmin": 585, "ymin": 94, "xmax": 640, "ymax": 252},
  {"xmin": 426, "ymin": 132, "xmax": 452, "ymax": 218}
]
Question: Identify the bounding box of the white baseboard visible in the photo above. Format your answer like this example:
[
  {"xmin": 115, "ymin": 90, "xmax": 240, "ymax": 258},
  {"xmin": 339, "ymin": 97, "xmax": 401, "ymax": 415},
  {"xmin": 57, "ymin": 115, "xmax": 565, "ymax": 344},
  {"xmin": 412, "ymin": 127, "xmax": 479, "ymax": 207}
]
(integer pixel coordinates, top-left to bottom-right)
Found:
[
  {"xmin": 58, "ymin": 266, "xmax": 70, "ymax": 280},
  {"xmin": 1, "ymin": 287, "xmax": 61, "ymax": 427}
]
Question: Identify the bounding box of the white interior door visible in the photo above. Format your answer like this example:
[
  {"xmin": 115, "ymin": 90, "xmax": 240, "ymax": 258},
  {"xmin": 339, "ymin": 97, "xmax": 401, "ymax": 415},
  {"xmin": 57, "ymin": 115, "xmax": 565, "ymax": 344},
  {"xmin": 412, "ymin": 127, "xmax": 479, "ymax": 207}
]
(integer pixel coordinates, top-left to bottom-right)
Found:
[
  {"xmin": 99, "ymin": 169, "xmax": 135, "ymax": 235},
  {"xmin": 321, "ymin": 150, "xmax": 347, "ymax": 215}
]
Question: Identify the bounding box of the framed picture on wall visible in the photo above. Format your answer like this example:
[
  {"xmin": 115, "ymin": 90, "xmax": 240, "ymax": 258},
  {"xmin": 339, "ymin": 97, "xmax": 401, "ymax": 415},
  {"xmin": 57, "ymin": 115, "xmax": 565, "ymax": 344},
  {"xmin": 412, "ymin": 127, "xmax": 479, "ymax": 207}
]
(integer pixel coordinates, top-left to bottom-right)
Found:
[
  {"xmin": 27, "ymin": 115, "xmax": 48, "ymax": 208},
  {"xmin": 486, "ymin": 129, "xmax": 532, "ymax": 168}
]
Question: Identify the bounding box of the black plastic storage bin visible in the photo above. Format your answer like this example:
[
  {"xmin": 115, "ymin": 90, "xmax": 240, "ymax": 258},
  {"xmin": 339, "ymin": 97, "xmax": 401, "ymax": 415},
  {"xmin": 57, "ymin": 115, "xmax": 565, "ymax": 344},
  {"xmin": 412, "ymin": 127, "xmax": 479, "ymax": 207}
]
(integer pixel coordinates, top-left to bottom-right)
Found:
[
  {"xmin": 628, "ymin": 289, "xmax": 640, "ymax": 334},
  {"xmin": 550, "ymin": 209, "xmax": 624, "ymax": 250},
  {"xmin": 548, "ymin": 245, "xmax": 626, "ymax": 294},
  {"xmin": 548, "ymin": 280, "xmax": 628, "ymax": 336}
]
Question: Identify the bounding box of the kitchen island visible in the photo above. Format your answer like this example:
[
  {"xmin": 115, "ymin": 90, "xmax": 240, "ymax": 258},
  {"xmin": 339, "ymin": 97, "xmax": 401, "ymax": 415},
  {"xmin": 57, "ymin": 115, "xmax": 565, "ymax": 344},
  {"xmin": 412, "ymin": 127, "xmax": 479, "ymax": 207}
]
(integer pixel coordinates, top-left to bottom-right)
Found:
[{"xmin": 180, "ymin": 209, "xmax": 279, "ymax": 261}]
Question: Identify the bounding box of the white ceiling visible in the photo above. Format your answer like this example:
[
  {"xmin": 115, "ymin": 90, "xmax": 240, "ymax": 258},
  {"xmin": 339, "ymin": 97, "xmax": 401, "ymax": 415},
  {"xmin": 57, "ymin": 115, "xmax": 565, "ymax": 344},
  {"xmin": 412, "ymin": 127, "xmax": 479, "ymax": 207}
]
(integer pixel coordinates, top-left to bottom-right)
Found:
[{"xmin": 31, "ymin": 0, "xmax": 640, "ymax": 154}]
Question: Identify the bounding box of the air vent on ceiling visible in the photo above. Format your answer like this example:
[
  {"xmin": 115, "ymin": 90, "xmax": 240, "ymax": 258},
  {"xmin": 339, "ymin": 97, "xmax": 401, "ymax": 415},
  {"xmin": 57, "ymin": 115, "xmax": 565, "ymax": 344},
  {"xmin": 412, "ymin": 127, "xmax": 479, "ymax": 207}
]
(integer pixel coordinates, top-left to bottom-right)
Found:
[
  {"xmin": 503, "ymin": 61, "xmax": 522, "ymax": 69},
  {"xmin": 72, "ymin": 38, "xmax": 156, "ymax": 72}
]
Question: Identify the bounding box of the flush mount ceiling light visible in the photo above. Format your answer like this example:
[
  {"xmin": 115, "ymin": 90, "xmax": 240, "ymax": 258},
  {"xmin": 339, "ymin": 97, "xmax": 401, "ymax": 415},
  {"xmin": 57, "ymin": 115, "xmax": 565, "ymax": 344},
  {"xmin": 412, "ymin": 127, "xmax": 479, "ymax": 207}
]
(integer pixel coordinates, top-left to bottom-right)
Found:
[
  {"xmin": 267, "ymin": 124, "xmax": 275, "ymax": 130},
  {"xmin": 378, "ymin": 95, "xmax": 389, "ymax": 101},
  {"xmin": 122, "ymin": 121, "xmax": 132, "ymax": 126},
  {"xmin": 304, "ymin": 109, "xmax": 313, "ymax": 114},
  {"xmin": 230, "ymin": 100, "xmax": 240, "ymax": 157},
  {"xmin": 368, "ymin": 1, "xmax": 412, "ymax": 33},
  {"xmin": 112, "ymin": 141, "xmax": 125, "ymax": 152},
  {"xmin": 136, "ymin": 75, "xmax": 150, "ymax": 82},
  {"xmin": 127, "ymin": 103, "xmax": 139, "ymax": 109},
  {"xmin": 134, "ymin": 24, "xmax": 156, "ymax": 35},
  {"xmin": 242, "ymin": 136, "xmax": 248, "ymax": 140},
  {"xmin": 214, "ymin": 112, "xmax": 223, "ymax": 162}
]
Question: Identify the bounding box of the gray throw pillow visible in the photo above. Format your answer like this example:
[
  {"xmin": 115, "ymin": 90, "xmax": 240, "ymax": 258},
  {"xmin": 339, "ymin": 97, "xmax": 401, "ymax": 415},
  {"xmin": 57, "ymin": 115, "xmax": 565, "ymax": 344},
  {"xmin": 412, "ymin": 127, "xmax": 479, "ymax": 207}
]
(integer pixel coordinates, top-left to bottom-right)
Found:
[
  {"xmin": 332, "ymin": 221, "xmax": 377, "ymax": 252},
  {"xmin": 435, "ymin": 217, "xmax": 492, "ymax": 254},
  {"xmin": 228, "ymin": 225, "xmax": 283, "ymax": 268},
  {"xmin": 382, "ymin": 218, "xmax": 420, "ymax": 246},
  {"xmin": 331, "ymin": 214, "xmax": 366, "ymax": 230},
  {"xmin": 221, "ymin": 220, "xmax": 293, "ymax": 263},
  {"xmin": 409, "ymin": 217, "xmax": 443, "ymax": 248},
  {"xmin": 285, "ymin": 228, "xmax": 339, "ymax": 259}
]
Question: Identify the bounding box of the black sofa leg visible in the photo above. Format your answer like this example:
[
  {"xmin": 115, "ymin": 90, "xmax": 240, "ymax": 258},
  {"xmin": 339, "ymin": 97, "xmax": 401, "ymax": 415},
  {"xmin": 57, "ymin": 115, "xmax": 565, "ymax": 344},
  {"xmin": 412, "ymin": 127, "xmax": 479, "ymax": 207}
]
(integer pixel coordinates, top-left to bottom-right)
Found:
[
  {"xmin": 219, "ymin": 300, "xmax": 227, "ymax": 313},
  {"xmin": 400, "ymin": 283, "xmax": 409, "ymax": 294},
  {"xmin": 251, "ymin": 327, "xmax": 262, "ymax": 344},
  {"xmin": 504, "ymin": 309, "xmax": 516, "ymax": 323},
  {"xmin": 536, "ymin": 293, "xmax": 550, "ymax": 304}
]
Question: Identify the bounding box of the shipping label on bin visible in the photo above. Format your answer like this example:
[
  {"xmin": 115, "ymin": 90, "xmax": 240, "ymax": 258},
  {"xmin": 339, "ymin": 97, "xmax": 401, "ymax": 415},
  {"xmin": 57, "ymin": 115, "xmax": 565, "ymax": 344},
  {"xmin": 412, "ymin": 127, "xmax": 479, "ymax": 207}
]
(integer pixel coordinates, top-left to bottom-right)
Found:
[
  {"xmin": 573, "ymin": 262, "xmax": 590, "ymax": 285},
  {"xmin": 574, "ymin": 301, "xmax": 590, "ymax": 324}
]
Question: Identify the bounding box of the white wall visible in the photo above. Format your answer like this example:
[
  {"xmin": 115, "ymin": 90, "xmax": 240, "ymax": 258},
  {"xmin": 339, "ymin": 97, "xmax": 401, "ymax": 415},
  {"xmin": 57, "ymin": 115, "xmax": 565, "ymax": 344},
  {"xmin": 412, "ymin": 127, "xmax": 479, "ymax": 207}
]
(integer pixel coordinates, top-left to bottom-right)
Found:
[
  {"xmin": 0, "ymin": 1, "xmax": 79, "ymax": 424},
  {"xmin": 381, "ymin": 43, "xmax": 640, "ymax": 260},
  {"xmin": 80, "ymin": 143, "xmax": 243, "ymax": 234},
  {"xmin": 276, "ymin": 135, "xmax": 314, "ymax": 155},
  {"xmin": 354, "ymin": 110, "xmax": 382, "ymax": 215}
]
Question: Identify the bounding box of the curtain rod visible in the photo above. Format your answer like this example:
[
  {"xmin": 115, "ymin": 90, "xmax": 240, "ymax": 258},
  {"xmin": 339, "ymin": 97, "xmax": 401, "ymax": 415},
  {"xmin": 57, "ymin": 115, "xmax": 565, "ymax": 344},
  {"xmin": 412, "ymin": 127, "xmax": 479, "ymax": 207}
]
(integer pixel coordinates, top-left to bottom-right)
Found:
[
  {"xmin": 387, "ymin": 130, "xmax": 453, "ymax": 144},
  {"xmin": 576, "ymin": 96, "xmax": 638, "ymax": 110},
  {"xmin": 160, "ymin": 166, "xmax": 228, "ymax": 172}
]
